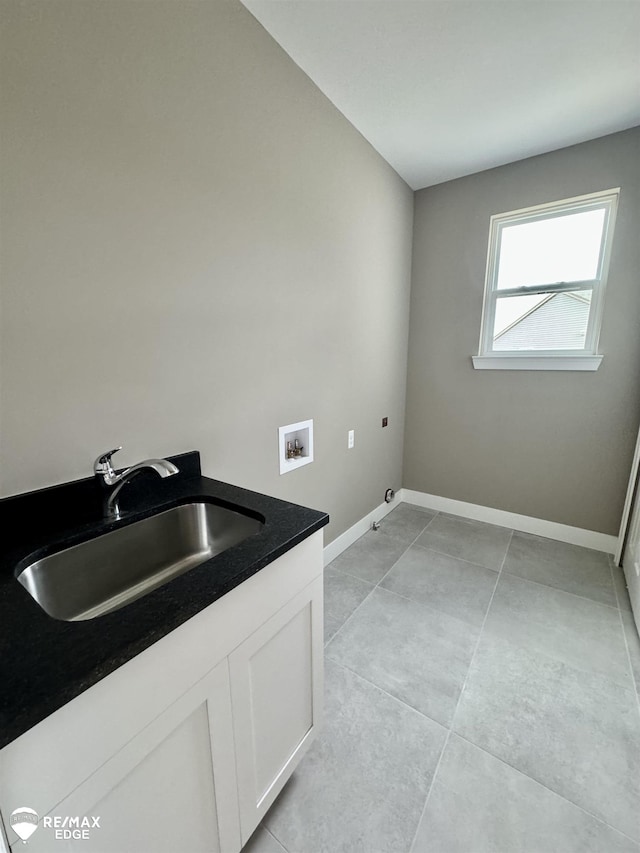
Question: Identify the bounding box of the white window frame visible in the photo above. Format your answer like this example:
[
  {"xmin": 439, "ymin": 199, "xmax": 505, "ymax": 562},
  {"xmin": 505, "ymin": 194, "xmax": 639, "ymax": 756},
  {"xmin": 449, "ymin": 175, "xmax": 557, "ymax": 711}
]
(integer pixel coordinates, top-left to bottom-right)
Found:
[{"xmin": 472, "ymin": 187, "xmax": 620, "ymax": 371}]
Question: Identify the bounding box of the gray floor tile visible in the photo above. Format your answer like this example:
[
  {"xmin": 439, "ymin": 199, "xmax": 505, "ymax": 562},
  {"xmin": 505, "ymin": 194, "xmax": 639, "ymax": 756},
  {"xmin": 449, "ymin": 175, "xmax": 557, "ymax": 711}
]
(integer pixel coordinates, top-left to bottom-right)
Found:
[
  {"xmin": 264, "ymin": 660, "xmax": 447, "ymax": 853},
  {"xmin": 380, "ymin": 544, "xmax": 498, "ymax": 628},
  {"xmin": 613, "ymin": 564, "xmax": 633, "ymax": 611},
  {"xmin": 622, "ymin": 609, "xmax": 640, "ymax": 698},
  {"xmin": 377, "ymin": 504, "xmax": 436, "ymax": 544},
  {"xmin": 415, "ymin": 514, "xmax": 512, "ymax": 571},
  {"xmin": 328, "ymin": 531, "xmax": 408, "ymax": 584},
  {"xmin": 484, "ymin": 573, "xmax": 631, "ymax": 686},
  {"xmin": 242, "ymin": 826, "xmax": 287, "ymax": 853},
  {"xmin": 326, "ymin": 587, "xmax": 479, "ymax": 726},
  {"xmin": 412, "ymin": 735, "xmax": 639, "ymax": 853},
  {"xmin": 323, "ymin": 567, "xmax": 374, "ymax": 644},
  {"xmin": 503, "ymin": 532, "xmax": 616, "ymax": 607},
  {"xmin": 453, "ymin": 635, "xmax": 640, "ymax": 841}
]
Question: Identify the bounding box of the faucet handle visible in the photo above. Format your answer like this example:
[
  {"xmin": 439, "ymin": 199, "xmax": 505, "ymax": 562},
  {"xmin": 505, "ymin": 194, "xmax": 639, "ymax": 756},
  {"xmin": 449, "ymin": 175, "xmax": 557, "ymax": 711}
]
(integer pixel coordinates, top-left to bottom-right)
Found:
[{"xmin": 94, "ymin": 447, "xmax": 122, "ymax": 476}]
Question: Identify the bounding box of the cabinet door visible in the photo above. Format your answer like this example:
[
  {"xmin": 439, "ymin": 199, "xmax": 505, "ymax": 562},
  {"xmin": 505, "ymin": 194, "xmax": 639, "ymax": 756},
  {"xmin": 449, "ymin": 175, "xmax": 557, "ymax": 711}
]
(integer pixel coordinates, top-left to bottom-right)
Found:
[
  {"xmin": 229, "ymin": 576, "xmax": 323, "ymax": 844},
  {"xmin": 8, "ymin": 660, "xmax": 241, "ymax": 853}
]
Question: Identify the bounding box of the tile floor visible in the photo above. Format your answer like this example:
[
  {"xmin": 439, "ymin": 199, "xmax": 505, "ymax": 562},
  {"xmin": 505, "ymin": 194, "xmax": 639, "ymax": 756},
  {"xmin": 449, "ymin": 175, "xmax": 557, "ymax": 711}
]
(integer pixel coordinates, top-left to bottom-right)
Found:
[{"xmin": 246, "ymin": 503, "xmax": 640, "ymax": 853}]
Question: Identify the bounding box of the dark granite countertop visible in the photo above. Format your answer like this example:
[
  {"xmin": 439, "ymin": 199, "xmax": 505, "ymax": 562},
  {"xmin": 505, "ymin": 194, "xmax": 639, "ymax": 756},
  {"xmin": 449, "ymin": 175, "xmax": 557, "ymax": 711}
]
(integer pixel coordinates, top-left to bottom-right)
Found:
[{"xmin": 0, "ymin": 451, "xmax": 328, "ymax": 749}]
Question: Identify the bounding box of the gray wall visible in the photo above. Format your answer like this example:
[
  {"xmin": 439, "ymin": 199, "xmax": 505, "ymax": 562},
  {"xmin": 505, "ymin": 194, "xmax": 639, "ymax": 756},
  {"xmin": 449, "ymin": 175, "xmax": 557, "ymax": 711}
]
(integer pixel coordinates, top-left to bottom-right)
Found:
[
  {"xmin": 405, "ymin": 128, "xmax": 640, "ymax": 536},
  {"xmin": 0, "ymin": 0, "xmax": 413, "ymax": 543}
]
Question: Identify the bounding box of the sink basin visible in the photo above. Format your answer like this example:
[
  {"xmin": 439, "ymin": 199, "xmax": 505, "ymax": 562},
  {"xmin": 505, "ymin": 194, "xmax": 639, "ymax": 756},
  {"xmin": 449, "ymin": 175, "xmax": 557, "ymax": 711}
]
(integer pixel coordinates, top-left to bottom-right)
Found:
[{"xmin": 17, "ymin": 502, "xmax": 264, "ymax": 621}]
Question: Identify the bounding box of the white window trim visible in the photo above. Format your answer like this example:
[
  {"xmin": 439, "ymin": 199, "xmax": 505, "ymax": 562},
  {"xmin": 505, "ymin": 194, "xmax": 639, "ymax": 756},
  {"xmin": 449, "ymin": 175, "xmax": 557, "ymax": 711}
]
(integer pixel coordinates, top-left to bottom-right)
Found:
[
  {"xmin": 474, "ymin": 187, "xmax": 620, "ymax": 371},
  {"xmin": 472, "ymin": 354, "xmax": 603, "ymax": 371}
]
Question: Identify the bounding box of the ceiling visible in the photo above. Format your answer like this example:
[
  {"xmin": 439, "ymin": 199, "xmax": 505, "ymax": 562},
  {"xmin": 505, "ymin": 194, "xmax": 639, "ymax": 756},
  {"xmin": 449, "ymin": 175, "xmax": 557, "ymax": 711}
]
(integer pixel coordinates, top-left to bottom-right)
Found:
[{"xmin": 240, "ymin": 1, "xmax": 640, "ymax": 189}]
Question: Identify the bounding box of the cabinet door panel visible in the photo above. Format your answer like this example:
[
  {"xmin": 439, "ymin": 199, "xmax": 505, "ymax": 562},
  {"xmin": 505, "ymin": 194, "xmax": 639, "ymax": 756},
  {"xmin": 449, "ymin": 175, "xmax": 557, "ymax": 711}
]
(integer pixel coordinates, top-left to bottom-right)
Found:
[
  {"xmin": 8, "ymin": 661, "xmax": 241, "ymax": 853},
  {"xmin": 230, "ymin": 577, "xmax": 323, "ymax": 843},
  {"xmin": 63, "ymin": 704, "xmax": 218, "ymax": 853},
  {"xmin": 251, "ymin": 604, "xmax": 313, "ymax": 798}
]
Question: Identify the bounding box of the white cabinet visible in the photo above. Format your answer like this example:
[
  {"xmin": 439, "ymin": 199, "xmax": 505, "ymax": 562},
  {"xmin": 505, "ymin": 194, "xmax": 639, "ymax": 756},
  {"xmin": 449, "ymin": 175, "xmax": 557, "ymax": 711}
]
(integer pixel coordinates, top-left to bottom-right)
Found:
[{"xmin": 0, "ymin": 531, "xmax": 323, "ymax": 853}]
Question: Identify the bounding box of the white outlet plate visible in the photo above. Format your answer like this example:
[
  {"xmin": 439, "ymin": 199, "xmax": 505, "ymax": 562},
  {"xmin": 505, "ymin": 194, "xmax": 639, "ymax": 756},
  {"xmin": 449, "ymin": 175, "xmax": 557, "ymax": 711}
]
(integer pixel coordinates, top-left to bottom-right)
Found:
[{"xmin": 348, "ymin": 429, "xmax": 355, "ymax": 449}]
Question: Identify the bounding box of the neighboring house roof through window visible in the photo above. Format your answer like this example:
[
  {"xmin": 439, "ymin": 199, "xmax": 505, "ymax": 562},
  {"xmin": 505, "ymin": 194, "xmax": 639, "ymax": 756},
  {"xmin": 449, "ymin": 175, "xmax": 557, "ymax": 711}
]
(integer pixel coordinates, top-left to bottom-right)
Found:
[{"xmin": 494, "ymin": 292, "xmax": 591, "ymax": 351}]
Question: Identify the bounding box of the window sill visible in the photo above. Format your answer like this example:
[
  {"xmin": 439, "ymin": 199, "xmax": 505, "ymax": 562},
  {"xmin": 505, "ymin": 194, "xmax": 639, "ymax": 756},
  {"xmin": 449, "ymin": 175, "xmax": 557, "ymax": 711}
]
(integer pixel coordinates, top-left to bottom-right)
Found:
[{"xmin": 471, "ymin": 355, "xmax": 603, "ymax": 371}]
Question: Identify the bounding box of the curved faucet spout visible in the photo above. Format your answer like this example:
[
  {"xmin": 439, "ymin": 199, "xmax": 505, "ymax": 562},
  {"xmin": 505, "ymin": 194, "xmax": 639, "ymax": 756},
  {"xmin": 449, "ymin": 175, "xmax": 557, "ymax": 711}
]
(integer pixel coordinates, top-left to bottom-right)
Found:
[
  {"xmin": 111, "ymin": 459, "xmax": 179, "ymax": 486},
  {"xmin": 94, "ymin": 449, "xmax": 179, "ymax": 519}
]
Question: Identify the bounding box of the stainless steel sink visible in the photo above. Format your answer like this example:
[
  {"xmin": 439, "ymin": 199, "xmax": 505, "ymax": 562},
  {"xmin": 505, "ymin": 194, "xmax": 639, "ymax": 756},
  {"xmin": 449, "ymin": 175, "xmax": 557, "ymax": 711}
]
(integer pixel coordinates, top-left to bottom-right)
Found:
[{"xmin": 17, "ymin": 502, "xmax": 264, "ymax": 621}]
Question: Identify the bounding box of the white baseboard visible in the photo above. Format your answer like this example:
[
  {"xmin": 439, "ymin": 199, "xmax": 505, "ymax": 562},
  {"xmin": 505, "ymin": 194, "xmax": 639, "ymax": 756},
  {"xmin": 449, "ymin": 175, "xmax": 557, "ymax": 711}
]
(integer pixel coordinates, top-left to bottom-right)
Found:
[
  {"xmin": 400, "ymin": 489, "xmax": 618, "ymax": 555},
  {"xmin": 323, "ymin": 498, "xmax": 397, "ymax": 566}
]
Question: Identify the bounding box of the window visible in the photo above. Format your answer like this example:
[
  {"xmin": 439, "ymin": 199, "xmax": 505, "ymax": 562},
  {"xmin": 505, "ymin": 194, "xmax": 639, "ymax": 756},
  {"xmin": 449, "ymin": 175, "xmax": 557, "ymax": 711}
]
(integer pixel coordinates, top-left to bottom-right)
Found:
[{"xmin": 473, "ymin": 188, "xmax": 619, "ymax": 370}]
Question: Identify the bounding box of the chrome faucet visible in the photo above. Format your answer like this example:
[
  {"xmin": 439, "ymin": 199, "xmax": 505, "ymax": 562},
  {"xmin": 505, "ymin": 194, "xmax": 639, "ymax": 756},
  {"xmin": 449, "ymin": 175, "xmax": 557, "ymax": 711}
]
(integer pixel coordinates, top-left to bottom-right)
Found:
[{"xmin": 94, "ymin": 447, "xmax": 179, "ymax": 519}]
